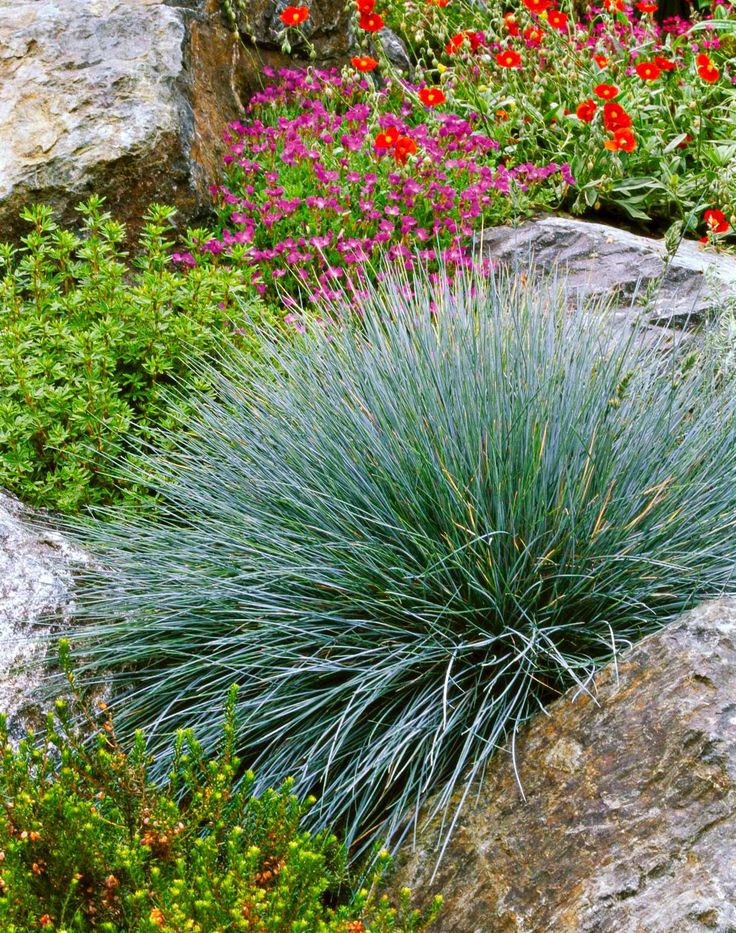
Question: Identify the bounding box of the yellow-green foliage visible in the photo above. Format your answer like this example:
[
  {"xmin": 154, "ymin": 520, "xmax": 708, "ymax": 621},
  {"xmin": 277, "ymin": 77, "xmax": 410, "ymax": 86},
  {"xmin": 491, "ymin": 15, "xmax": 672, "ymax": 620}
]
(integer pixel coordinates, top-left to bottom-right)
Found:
[{"xmin": 0, "ymin": 645, "xmax": 441, "ymax": 932}]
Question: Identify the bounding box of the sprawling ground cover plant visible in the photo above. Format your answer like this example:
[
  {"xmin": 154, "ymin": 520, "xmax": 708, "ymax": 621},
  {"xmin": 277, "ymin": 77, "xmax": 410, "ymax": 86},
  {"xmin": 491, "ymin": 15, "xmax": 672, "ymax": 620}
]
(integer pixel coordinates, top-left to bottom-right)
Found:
[
  {"xmin": 0, "ymin": 647, "xmax": 440, "ymax": 931},
  {"xmin": 208, "ymin": 67, "xmax": 573, "ymax": 303},
  {"xmin": 62, "ymin": 268, "xmax": 736, "ymax": 861},
  {"xmin": 0, "ymin": 198, "xmax": 274, "ymax": 512}
]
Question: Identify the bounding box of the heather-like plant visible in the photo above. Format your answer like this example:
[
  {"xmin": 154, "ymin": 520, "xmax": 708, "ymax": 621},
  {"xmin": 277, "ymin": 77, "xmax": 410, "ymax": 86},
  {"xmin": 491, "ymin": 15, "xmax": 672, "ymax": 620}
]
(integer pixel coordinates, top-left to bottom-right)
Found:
[
  {"xmin": 0, "ymin": 197, "xmax": 274, "ymax": 512},
  {"xmin": 0, "ymin": 644, "xmax": 440, "ymax": 932},
  {"xmin": 62, "ymin": 268, "xmax": 736, "ymax": 860}
]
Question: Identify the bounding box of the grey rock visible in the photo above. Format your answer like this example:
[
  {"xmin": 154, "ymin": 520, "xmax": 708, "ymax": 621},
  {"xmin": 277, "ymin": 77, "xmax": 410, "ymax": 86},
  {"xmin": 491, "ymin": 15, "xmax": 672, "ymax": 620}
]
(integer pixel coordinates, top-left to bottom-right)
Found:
[
  {"xmin": 393, "ymin": 598, "xmax": 736, "ymax": 932},
  {"xmin": 0, "ymin": 0, "xmax": 249, "ymax": 241},
  {"xmin": 0, "ymin": 491, "xmax": 85, "ymax": 734},
  {"xmin": 476, "ymin": 216, "xmax": 736, "ymax": 329},
  {"xmin": 379, "ymin": 28, "xmax": 413, "ymax": 77}
]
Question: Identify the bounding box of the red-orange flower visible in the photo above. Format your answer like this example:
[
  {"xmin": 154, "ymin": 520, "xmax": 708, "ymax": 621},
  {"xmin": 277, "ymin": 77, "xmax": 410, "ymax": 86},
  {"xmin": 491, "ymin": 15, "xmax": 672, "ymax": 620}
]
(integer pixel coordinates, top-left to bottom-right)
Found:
[
  {"xmin": 635, "ymin": 2, "xmax": 657, "ymax": 11},
  {"xmin": 576, "ymin": 99, "xmax": 597, "ymax": 122},
  {"xmin": 419, "ymin": 87, "xmax": 446, "ymax": 107},
  {"xmin": 394, "ymin": 135, "xmax": 418, "ymax": 164},
  {"xmin": 355, "ymin": 0, "xmax": 374, "ymax": 11},
  {"xmin": 496, "ymin": 48, "xmax": 522, "ymax": 68},
  {"xmin": 602, "ymin": 101, "xmax": 631, "ymax": 130},
  {"xmin": 604, "ymin": 127, "xmax": 636, "ymax": 152},
  {"xmin": 504, "ymin": 12, "xmax": 520, "ymax": 34},
  {"xmin": 427, "ymin": 0, "xmax": 450, "ymax": 6},
  {"xmin": 593, "ymin": 53, "xmax": 609, "ymax": 68},
  {"xmin": 359, "ymin": 11, "xmax": 384, "ymax": 30},
  {"xmin": 445, "ymin": 33, "xmax": 465, "ymax": 54},
  {"xmin": 704, "ymin": 208, "xmax": 730, "ymax": 234},
  {"xmin": 594, "ymin": 83, "xmax": 619, "ymax": 99},
  {"xmin": 351, "ymin": 55, "xmax": 378, "ymax": 71},
  {"xmin": 635, "ymin": 60, "xmax": 661, "ymax": 81},
  {"xmin": 280, "ymin": 5, "xmax": 309, "ymax": 25},
  {"xmin": 547, "ymin": 10, "xmax": 568, "ymax": 30},
  {"xmin": 523, "ymin": 0, "xmax": 551, "ymax": 11},
  {"xmin": 523, "ymin": 26, "xmax": 543, "ymax": 45},
  {"xmin": 697, "ymin": 54, "xmax": 720, "ymax": 83},
  {"xmin": 604, "ymin": 0, "xmax": 624, "ymax": 9},
  {"xmin": 654, "ymin": 55, "xmax": 676, "ymax": 71},
  {"xmin": 374, "ymin": 127, "xmax": 400, "ymax": 150}
]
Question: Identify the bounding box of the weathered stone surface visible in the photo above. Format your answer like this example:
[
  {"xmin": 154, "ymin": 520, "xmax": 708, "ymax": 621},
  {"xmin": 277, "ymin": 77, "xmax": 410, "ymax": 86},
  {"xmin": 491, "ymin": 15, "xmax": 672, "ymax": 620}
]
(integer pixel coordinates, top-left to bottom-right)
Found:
[
  {"xmin": 0, "ymin": 491, "xmax": 85, "ymax": 734},
  {"xmin": 0, "ymin": 0, "xmax": 249, "ymax": 240},
  {"xmin": 233, "ymin": 0, "xmax": 355, "ymax": 90},
  {"xmin": 394, "ymin": 599, "xmax": 736, "ymax": 932},
  {"xmin": 477, "ymin": 216, "xmax": 736, "ymax": 328}
]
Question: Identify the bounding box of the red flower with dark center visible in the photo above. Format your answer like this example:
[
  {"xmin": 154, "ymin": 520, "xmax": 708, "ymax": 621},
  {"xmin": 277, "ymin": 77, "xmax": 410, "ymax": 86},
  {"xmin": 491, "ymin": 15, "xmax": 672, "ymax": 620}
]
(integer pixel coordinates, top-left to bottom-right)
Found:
[
  {"xmin": 576, "ymin": 99, "xmax": 597, "ymax": 122},
  {"xmin": 654, "ymin": 55, "xmax": 676, "ymax": 71},
  {"xmin": 594, "ymin": 83, "xmax": 619, "ymax": 99},
  {"xmin": 280, "ymin": 5, "xmax": 309, "ymax": 25},
  {"xmin": 394, "ymin": 136, "xmax": 418, "ymax": 164},
  {"xmin": 547, "ymin": 10, "xmax": 568, "ymax": 30},
  {"xmin": 359, "ymin": 11, "xmax": 384, "ymax": 30},
  {"xmin": 593, "ymin": 53, "xmax": 609, "ymax": 68},
  {"xmin": 604, "ymin": 127, "xmax": 636, "ymax": 152},
  {"xmin": 355, "ymin": 0, "xmax": 374, "ymax": 11},
  {"xmin": 602, "ymin": 101, "xmax": 632, "ymax": 131},
  {"xmin": 504, "ymin": 12, "xmax": 520, "ymax": 34},
  {"xmin": 635, "ymin": 60, "xmax": 661, "ymax": 81},
  {"xmin": 419, "ymin": 87, "xmax": 446, "ymax": 106},
  {"xmin": 445, "ymin": 33, "xmax": 465, "ymax": 54},
  {"xmin": 496, "ymin": 48, "xmax": 522, "ymax": 68},
  {"xmin": 351, "ymin": 55, "xmax": 378, "ymax": 71},
  {"xmin": 374, "ymin": 127, "xmax": 400, "ymax": 150},
  {"xmin": 704, "ymin": 209, "xmax": 730, "ymax": 234}
]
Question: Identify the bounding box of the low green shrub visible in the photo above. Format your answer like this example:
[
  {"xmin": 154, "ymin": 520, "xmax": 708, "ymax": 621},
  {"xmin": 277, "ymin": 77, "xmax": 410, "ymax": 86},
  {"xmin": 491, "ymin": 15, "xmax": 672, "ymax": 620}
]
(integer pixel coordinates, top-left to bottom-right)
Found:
[
  {"xmin": 62, "ymin": 268, "xmax": 736, "ymax": 860},
  {"xmin": 0, "ymin": 197, "xmax": 274, "ymax": 512},
  {"xmin": 0, "ymin": 644, "xmax": 440, "ymax": 932}
]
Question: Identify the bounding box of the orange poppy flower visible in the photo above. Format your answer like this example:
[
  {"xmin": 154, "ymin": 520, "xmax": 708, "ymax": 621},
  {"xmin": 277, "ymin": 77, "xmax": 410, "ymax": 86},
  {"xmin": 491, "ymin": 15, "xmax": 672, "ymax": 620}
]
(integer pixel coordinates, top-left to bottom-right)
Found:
[
  {"xmin": 523, "ymin": 26, "xmax": 543, "ymax": 45},
  {"xmin": 394, "ymin": 136, "xmax": 418, "ymax": 164},
  {"xmin": 504, "ymin": 12, "xmax": 520, "ymax": 34},
  {"xmin": 653, "ymin": 56, "xmax": 676, "ymax": 71},
  {"xmin": 593, "ymin": 53, "xmax": 609, "ymax": 68},
  {"xmin": 547, "ymin": 10, "xmax": 568, "ymax": 30},
  {"xmin": 445, "ymin": 33, "xmax": 465, "ymax": 54},
  {"xmin": 419, "ymin": 87, "xmax": 446, "ymax": 106},
  {"xmin": 280, "ymin": 5, "xmax": 309, "ymax": 25},
  {"xmin": 374, "ymin": 127, "xmax": 400, "ymax": 149},
  {"xmin": 604, "ymin": 127, "xmax": 636, "ymax": 152},
  {"xmin": 697, "ymin": 55, "xmax": 720, "ymax": 82},
  {"xmin": 351, "ymin": 55, "xmax": 378, "ymax": 71},
  {"xmin": 705, "ymin": 208, "xmax": 730, "ymax": 234},
  {"xmin": 576, "ymin": 99, "xmax": 597, "ymax": 122},
  {"xmin": 496, "ymin": 49, "xmax": 522, "ymax": 68},
  {"xmin": 602, "ymin": 101, "xmax": 631, "ymax": 130},
  {"xmin": 594, "ymin": 83, "xmax": 619, "ymax": 99},
  {"xmin": 359, "ymin": 11, "xmax": 384, "ymax": 30},
  {"xmin": 523, "ymin": 0, "xmax": 551, "ymax": 11},
  {"xmin": 635, "ymin": 60, "xmax": 661, "ymax": 81}
]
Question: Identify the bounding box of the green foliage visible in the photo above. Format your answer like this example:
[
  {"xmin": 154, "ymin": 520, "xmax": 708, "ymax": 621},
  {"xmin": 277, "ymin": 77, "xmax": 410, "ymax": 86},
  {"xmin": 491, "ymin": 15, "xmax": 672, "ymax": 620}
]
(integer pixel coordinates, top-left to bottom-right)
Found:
[
  {"xmin": 0, "ymin": 644, "xmax": 440, "ymax": 932},
  {"xmin": 0, "ymin": 197, "xmax": 273, "ymax": 512},
  {"xmin": 62, "ymin": 268, "xmax": 736, "ymax": 862}
]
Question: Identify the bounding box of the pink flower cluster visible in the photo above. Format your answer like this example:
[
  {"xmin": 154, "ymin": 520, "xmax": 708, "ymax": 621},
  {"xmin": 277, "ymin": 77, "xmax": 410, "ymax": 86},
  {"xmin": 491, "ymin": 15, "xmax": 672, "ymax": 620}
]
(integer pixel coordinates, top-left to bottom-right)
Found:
[{"xmin": 203, "ymin": 67, "xmax": 573, "ymax": 304}]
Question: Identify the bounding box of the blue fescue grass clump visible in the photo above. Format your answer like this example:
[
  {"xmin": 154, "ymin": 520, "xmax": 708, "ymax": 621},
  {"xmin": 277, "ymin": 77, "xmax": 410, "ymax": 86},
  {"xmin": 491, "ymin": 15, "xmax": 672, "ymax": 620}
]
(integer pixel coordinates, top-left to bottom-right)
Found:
[{"xmin": 63, "ymin": 268, "xmax": 736, "ymax": 859}]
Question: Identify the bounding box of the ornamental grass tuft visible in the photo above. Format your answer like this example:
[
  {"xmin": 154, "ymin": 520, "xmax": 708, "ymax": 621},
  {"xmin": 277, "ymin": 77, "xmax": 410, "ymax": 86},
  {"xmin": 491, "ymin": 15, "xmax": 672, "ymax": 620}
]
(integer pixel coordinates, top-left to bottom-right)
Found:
[{"xmin": 62, "ymin": 268, "xmax": 736, "ymax": 860}]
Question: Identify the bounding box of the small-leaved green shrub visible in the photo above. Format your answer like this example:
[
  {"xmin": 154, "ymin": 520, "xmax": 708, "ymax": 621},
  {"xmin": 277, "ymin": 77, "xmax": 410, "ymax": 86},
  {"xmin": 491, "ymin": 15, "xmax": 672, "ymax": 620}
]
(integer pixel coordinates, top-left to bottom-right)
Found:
[
  {"xmin": 0, "ymin": 197, "xmax": 274, "ymax": 512},
  {"xmin": 0, "ymin": 643, "xmax": 441, "ymax": 932},
  {"xmin": 62, "ymin": 268, "xmax": 736, "ymax": 861}
]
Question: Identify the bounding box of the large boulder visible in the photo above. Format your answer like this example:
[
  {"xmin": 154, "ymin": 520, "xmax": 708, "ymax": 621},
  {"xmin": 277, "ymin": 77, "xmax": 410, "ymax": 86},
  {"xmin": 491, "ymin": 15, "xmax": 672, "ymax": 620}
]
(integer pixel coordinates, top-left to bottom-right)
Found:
[
  {"xmin": 0, "ymin": 491, "xmax": 84, "ymax": 735},
  {"xmin": 394, "ymin": 599, "xmax": 736, "ymax": 932},
  {"xmin": 477, "ymin": 216, "xmax": 736, "ymax": 329},
  {"xmin": 0, "ymin": 0, "xmax": 250, "ymax": 240}
]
